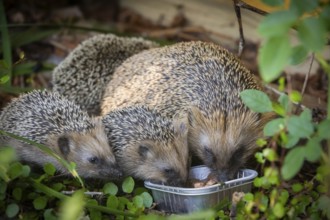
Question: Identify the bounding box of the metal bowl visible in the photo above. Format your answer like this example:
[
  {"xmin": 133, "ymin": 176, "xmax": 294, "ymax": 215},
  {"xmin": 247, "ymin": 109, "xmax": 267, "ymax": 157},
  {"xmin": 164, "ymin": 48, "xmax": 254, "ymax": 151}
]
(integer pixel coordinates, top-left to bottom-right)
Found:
[{"xmin": 144, "ymin": 165, "xmax": 258, "ymax": 213}]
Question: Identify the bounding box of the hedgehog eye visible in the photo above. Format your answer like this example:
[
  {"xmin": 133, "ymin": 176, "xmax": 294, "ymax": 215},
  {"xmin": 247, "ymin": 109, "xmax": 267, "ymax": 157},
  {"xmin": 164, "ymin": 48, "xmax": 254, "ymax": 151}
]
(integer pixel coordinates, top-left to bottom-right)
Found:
[
  {"xmin": 229, "ymin": 145, "xmax": 246, "ymax": 167},
  {"xmin": 164, "ymin": 168, "xmax": 174, "ymax": 174},
  {"xmin": 203, "ymin": 147, "xmax": 216, "ymax": 165},
  {"xmin": 88, "ymin": 156, "xmax": 100, "ymax": 165},
  {"xmin": 58, "ymin": 136, "xmax": 70, "ymax": 156},
  {"xmin": 138, "ymin": 144, "xmax": 150, "ymax": 158}
]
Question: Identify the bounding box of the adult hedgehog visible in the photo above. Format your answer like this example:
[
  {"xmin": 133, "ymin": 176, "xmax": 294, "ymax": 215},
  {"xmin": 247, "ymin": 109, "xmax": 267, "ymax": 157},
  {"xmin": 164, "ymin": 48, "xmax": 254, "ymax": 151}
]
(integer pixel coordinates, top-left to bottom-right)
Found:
[
  {"xmin": 0, "ymin": 90, "xmax": 122, "ymax": 180},
  {"xmin": 52, "ymin": 34, "xmax": 158, "ymax": 115},
  {"xmin": 101, "ymin": 41, "xmax": 273, "ymax": 182}
]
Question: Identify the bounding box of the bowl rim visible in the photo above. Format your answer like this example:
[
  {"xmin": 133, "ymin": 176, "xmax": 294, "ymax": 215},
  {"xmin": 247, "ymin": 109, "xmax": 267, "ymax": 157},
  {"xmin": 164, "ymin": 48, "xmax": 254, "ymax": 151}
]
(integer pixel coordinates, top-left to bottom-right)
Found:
[{"xmin": 144, "ymin": 165, "xmax": 258, "ymax": 195}]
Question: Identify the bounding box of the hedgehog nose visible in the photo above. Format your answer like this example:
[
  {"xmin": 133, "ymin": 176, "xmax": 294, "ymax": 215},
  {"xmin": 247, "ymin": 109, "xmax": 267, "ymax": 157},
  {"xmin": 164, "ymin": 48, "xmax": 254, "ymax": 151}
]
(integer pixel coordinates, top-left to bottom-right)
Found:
[
  {"xmin": 167, "ymin": 178, "xmax": 185, "ymax": 187},
  {"xmin": 99, "ymin": 166, "xmax": 123, "ymax": 179},
  {"xmin": 217, "ymin": 171, "xmax": 228, "ymax": 182}
]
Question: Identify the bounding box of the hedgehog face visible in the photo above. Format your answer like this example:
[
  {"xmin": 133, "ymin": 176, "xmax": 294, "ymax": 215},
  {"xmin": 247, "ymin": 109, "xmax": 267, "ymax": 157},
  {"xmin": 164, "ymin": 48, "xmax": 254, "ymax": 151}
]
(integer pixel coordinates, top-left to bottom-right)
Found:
[
  {"xmin": 124, "ymin": 139, "xmax": 189, "ymax": 187},
  {"xmin": 188, "ymin": 107, "xmax": 270, "ymax": 182},
  {"xmin": 55, "ymin": 124, "xmax": 123, "ymax": 180},
  {"xmin": 117, "ymin": 120, "xmax": 189, "ymax": 187}
]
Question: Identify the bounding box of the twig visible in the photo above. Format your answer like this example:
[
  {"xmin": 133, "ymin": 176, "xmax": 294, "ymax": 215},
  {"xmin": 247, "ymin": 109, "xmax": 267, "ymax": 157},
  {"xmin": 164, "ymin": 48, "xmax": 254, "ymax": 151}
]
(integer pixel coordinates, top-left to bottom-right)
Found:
[
  {"xmin": 232, "ymin": 0, "xmax": 245, "ymax": 57},
  {"xmin": 300, "ymin": 53, "xmax": 315, "ymax": 97}
]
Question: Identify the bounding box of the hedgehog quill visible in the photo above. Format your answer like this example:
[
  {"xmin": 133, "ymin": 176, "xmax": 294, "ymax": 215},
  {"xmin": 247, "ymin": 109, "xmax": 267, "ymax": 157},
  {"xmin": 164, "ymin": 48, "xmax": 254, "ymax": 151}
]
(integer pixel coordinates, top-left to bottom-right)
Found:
[
  {"xmin": 0, "ymin": 90, "xmax": 122, "ymax": 180},
  {"xmin": 102, "ymin": 41, "xmax": 274, "ymax": 182}
]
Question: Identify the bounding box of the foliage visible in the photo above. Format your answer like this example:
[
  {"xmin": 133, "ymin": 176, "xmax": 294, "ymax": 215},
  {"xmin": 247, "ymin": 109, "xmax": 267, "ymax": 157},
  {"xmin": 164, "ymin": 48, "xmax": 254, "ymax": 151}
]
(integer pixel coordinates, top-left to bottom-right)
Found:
[
  {"xmin": 258, "ymin": 0, "xmax": 329, "ymax": 82},
  {"xmin": 1, "ymin": 0, "xmax": 330, "ymax": 219},
  {"xmin": 236, "ymin": 0, "xmax": 330, "ymax": 219},
  {"xmin": 0, "ymin": 146, "xmax": 155, "ymax": 219},
  {"xmin": 240, "ymin": 89, "xmax": 330, "ymax": 219}
]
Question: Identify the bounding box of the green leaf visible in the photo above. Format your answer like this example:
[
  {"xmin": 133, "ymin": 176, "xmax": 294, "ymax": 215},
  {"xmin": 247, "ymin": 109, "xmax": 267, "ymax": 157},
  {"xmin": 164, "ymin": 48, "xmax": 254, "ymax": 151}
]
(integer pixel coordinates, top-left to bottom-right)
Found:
[
  {"xmin": 262, "ymin": 148, "xmax": 278, "ymax": 162},
  {"xmin": 89, "ymin": 209, "xmax": 102, "ymax": 220},
  {"xmin": 133, "ymin": 195, "xmax": 144, "ymax": 208},
  {"xmin": 140, "ymin": 192, "xmax": 153, "ymax": 208},
  {"xmin": 44, "ymin": 208, "xmax": 57, "ymax": 220},
  {"xmin": 13, "ymin": 188, "xmax": 22, "ymax": 201},
  {"xmin": 264, "ymin": 167, "xmax": 279, "ymax": 185},
  {"xmin": 11, "ymin": 28, "xmax": 58, "ymax": 49},
  {"xmin": 33, "ymin": 196, "xmax": 48, "ymax": 210},
  {"xmin": 44, "ymin": 163, "xmax": 56, "ymax": 176},
  {"xmin": 13, "ymin": 61, "xmax": 37, "ymax": 76},
  {"xmin": 297, "ymin": 17, "xmax": 327, "ymax": 52},
  {"xmin": 317, "ymin": 119, "xmax": 330, "ymax": 139},
  {"xmin": 273, "ymin": 202, "xmax": 285, "ymax": 218},
  {"xmin": 0, "ymin": 0, "xmax": 12, "ymax": 86},
  {"xmin": 258, "ymin": 35, "xmax": 291, "ymax": 82},
  {"xmin": 287, "ymin": 115, "xmax": 313, "ymax": 139},
  {"xmin": 279, "ymin": 190, "xmax": 289, "ymax": 205},
  {"xmin": 281, "ymin": 147, "xmax": 305, "ymax": 180},
  {"xmin": 6, "ymin": 203, "xmax": 19, "ymax": 218},
  {"xmin": 256, "ymin": 138, "xmax": 267, "ymax": 147},
  {"xmin": 263, "ymin": 118, "xmax": 285, "ymax": 136},
  {"xmin": 289, "ymin": 45, "xmax": 308, "ymax": 65},
  {"xmin": 258, "ymin": 11, "xmax": 297, "ymax": 38},
  {"xmin": 107, "ymin": 195, "xmax": 119, "ymax": 209},
  {"xmin": 51, "ymin": 183, "xmax": 64, "ymax": 192},
  {"xmin": 122, "ymin": 177, "xmax": 134, "ymax": 193},
  {"xmin": 240, "ymin": 89, "xmax": 273, "ymax": 112},
  {"xmin": 0, "ymin": 75, "xmax": 9, "ymax": 84},
  {"xmin": 292, "ymin": 183, "xmax": 304, "ymax": 193},
  {"xmin": 318, "ymin": 195, "xmax": 330, "ymax": 219},
  {"xmin": 300, "ymin": 108, "xmax": 312, "ymax": 121},
  {"xmin": 253, "ymin": 177, "xmax": 262, "ymax": 187},
  {"xmin": 284, "ymin": 134, "xmax": 299, "ymax": 149},
  {"xmin": 21, "ymin": 165, "xmax": 30, "ymax": 177},
  {"xmin": 103, "ymin": 182, "xmax": 118, "ymax": 196},
  {"xmin": 290, "ymin": 0, "xmax": 319, "ymax": 16},
  {"xmin": 0, "ymin": 147, "xmax": 16, "ymax": 164},
  {"xmin": 304, "ymin": 137, "xmax": 322, "ymax": 162},
  {"xmin": 59, "ymin": 190, "xmax": 85, "ymax": 220},
  {"xmin": 255, "ymin": 152, "xmax": 265, "ymax": 164},
  {"xmin": 244, "ymin": 193, "xmax": 254, "ymax": 202},
  {"xmin": 261, "ymin": 0, "xmax": 284, "ymax": 6},
  {"xmin": 278, "ymin": 93, "xmax": 289, "ymax": 110},
  {"xmin": 272, "ymin": 103, "xmax": 285, "ymax": 116},
  {"xmin": 278, "ymin": 76, "xmax": 286, "ymax": 92},
  {"xmin": 321, "ymin": 5, "xmax": 330, "ymax": 29},
  {"xmin": 0, "ymin": 181, "xmax": 7, "ymax": 194},
  {"xmin": 8, "ymin": 162, "xmax": 23, "ymax": 179},
  {"xmin": 289, "ymin": 90, "xmax": 302, "ymax": 103}
]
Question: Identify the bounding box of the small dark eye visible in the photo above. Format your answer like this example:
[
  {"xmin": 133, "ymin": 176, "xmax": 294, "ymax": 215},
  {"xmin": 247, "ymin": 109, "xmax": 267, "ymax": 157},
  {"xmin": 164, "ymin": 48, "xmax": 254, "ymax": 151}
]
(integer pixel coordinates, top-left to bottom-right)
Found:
[
  {"xmin": 203, "ymin": 147, "xmax": 216, "ymax": 164},
  {"xmin": 88, "ymin": 157, "xmax": 99, "ymax": 164},
  {"xmin": 164, "ymin": 168, "xmax": 174, "ymax": 174}
]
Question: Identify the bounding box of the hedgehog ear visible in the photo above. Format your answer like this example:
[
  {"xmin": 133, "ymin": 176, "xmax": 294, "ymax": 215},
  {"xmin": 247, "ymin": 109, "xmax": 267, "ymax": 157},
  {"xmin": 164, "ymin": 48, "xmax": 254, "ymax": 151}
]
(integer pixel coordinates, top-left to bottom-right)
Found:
[
  {"xmin": 138, "ymin": 144, "xmax": 152, "ymax": 159},
  {"xmin": 58, "ymin": 136, "xmax": 71, "ymax": 157},
  {"xmin": 188, "ymin": 106, "xmax": 204, "ymax": 125},
  {"xmin": 173, "ymin": 113, "xmax": 188, "ymax": 138}
]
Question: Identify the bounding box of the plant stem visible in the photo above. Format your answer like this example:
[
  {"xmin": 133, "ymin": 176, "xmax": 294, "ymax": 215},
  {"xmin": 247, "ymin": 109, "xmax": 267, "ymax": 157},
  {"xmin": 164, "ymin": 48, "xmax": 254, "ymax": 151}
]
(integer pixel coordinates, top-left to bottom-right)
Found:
[
  {"xmin": 32, "ymin": 180, "xmax": 139, "ymax": 218},
  {"xmin": 315, "ymin": 53, "xmax": 330, "ymax": 196},
  {"xmin": 86, "ymin": 204, "xmax": 139, "ymax": 218},
  {"xmin": 0, "ymin": 0, "xmax": 12, "ymax": 86}
]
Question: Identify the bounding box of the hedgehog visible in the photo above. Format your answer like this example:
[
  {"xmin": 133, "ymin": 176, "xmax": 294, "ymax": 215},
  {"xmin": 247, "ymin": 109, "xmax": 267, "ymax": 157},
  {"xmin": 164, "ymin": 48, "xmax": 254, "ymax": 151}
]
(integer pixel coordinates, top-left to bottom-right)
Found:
[
  {"xmin": 0, "ymin": 90, "xmax": 123, "ymax": 180},
  {"xmin": 52, "ymin": 34, "xmax": 159, "ymax": 115},
  {"xmin": 102, "ymin": 105, "xmax": 189, "ymax": 186},
  {"xmin": 101, "ymin": 41, "xmax": 274, "ymax": 182}
]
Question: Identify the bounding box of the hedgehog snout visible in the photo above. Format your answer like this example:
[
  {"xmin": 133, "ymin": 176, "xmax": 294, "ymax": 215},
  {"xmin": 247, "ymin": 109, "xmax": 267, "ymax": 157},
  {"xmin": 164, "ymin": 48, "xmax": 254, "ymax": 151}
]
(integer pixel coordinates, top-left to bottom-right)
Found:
[
  {"xmin": 213, "ymin": 168, "xmax": 237, "ymax": 182},
  {"xmin": 99, "ymin": 163, "xmax": 123, "ymax": 179}
]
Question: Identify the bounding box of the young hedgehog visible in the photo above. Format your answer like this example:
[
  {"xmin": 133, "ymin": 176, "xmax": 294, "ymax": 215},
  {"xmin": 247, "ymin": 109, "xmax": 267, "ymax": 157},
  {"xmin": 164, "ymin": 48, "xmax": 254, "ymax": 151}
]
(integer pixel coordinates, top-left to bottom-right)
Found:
[
  {"xmin": 52, "ymin": 34, "xmax": 159, "ymax": 115},
  {"xmin": 101, "ymin": 41, "xmax": 274, "ymax": 182},
  {"xmin": 102, "ymin": 105, "xmax": 189, "ymax": 186},
  {"xmin": 0, "ymin": 90, "xmax": 122, "ymax": 180}
]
